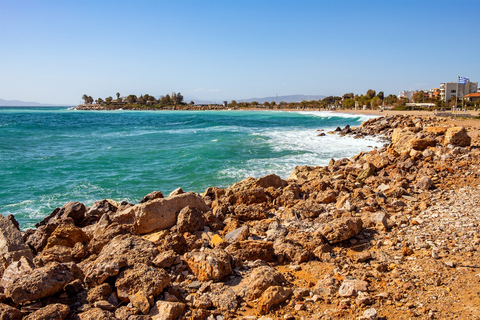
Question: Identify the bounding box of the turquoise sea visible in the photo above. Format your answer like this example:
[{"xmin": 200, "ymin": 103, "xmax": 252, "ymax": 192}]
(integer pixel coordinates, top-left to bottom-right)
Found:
[{"xmin": 0, "ymin": 107, "xmax": 382, "ymax": 229}]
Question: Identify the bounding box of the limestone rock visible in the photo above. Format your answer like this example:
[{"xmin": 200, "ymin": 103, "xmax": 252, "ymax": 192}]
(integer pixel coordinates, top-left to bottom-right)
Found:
[
  {"xmin": 0, "ymin": 256, "xmax": 35, "ymax": 288},
  {"xmin": 115, "ymin": 263, "xmax": 170, "ymax": 302},
  {"xmin": 239, "ymin": 266, "xmax": 287, "ymax": 301},
  {"xmin": 44, "ymin": 225, "xmax": 89, "ymax": 250},
  {"xmin": 338, "ymin": 279, "xmax": 369, "ymax": 297},
  {"xmin": 130, "ymin": 290, "xmax": 151, "ymax": 315},
  {"xmin": 416, "ymin": 176, "xmax": 434, "ymax": 190},
  {"xmin": 0, "ymin": 303, "xmax": 23, "ymax": 320},
  {"xmin": 76, "ymin": 308, "xmax": 116, "ymax": 320},
  {"xmin": 255, "ymin": 174, "xmax": 287, "ymax": 189},
  {"xmin": 5, "ymin": 262, "xmax": 73, "ymax": 304},
  {"xmin": 225, "ymin": 240, "xmax": 275, "ymax": 262},
  {"xmin": 153, "ymin": 250, "xmax": 178, "ymax": 269},
  {"xmin": 23, "ymin": 303, "xmax": 69, "ymax": 320},
  {"xmin": 0, "ymin": 214, "xmax": 33, "ymax": 264},
  {"xmin": 82, "ymin": 234, "xmax": 158, "ymax": 287},
  {"xmin": 225, "ymin": 225, "xmax": 249, "ymax": 243},
  {"xmin": 87, "ymin": 283, "xmax": 113, "ymax": 303},
  {"xmin": 320, "ymin": 217, "xmax": 363, "ymax": 244},
  {"xmin": 184, "ymin": 248, "xmax": 232, "ymax": 282},
  {"xmin": 110, "ymin": 192, "xmax": 209, "ymax": 234},
  {"xmin": 139, "ymin": 191, "xmax": 164, "ymax": 203},
  {"xmin": 176, "ymin": 206, "xmax": 206, "ymax": 234},
  {"xmin": 445, "ymin": 127, "xmax": 471, "ymax": 147},
  {"xmin": 256, "ymin": 286, "xmax": 292, "ymax": 315},
  {"xmin": 149, "ymin": 301, "xmax": 185, "ymax": 320}
]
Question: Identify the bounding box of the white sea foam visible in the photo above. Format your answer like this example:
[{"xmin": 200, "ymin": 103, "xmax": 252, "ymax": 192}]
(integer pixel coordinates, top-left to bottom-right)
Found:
[{"xmin": 296, "ymin": 111, "xmax": 380, "ymax": 122}]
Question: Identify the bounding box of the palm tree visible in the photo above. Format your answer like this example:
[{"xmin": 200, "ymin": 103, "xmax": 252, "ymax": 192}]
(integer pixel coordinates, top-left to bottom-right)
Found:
[
  {"xmin": 82, "ymin": 94, "xmax": 89, "ymax": 104},
  {"xmin": 116, "ymin": 92, "xmax": 120, "ymax": 100}
]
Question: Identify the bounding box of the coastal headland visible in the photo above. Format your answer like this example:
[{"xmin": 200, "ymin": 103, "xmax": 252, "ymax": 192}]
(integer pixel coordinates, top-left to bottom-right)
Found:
[{"xmin": 2, "ymin": 114, "xmax": 480, "ymax": 319}]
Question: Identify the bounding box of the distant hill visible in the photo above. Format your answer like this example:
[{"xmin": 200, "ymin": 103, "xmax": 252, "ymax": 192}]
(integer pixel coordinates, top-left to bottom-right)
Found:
[
  {"xmin": 0, "ymin": 98, "xmax": 64, "ymax": 107},
  {"xmin": 238, "ymin": 94, "xmax": 327, "ymax": 104}
]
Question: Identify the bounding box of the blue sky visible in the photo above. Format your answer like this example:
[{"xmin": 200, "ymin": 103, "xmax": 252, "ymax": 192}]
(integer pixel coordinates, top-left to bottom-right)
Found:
[{"xmin": 0, "ymin": 0, "xmax": 479, "ymax": 105}]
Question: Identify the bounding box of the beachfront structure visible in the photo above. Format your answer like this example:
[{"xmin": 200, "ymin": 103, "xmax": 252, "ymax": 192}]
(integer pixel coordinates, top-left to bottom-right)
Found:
[
  {"xmin": 464, "ymin": 92, "xmax": 480, "ymax": 102},
  {"xmin": 398, "ymin": 90, "xmax": 418, "ymax": 100},
  {"xmin": 440, "ymin": 81, "xmax": 478, "ymax": 102}
]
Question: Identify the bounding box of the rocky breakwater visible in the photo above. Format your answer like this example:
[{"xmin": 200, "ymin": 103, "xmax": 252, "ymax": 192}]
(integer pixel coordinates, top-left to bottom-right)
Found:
[{"xmin": 2, "ymin": 115, "xmax": 480, "ymax": 319}]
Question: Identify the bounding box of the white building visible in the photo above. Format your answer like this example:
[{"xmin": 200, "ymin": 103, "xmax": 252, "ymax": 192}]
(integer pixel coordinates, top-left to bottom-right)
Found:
[{"xmin": 440, "ymin": 81, "xmax": 478, "ymax": 102}]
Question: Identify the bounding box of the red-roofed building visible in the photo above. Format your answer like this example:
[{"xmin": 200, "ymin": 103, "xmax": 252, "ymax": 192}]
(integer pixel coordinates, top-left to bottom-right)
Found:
[{"xmin": 464, "ymin": 92, "xmax": 480, "ymax": 102}]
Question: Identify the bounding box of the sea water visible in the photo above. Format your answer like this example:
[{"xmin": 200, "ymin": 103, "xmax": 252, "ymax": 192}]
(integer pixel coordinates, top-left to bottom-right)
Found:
[{"xmin": 0, "ymin": 107, "xmax": 382, "ymax": 229}]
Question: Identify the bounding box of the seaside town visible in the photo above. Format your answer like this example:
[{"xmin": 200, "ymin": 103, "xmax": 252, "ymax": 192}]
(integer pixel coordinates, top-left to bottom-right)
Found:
[{"xmin": 76, "ymin": 78, "xmax": 480, "ymax": 114}]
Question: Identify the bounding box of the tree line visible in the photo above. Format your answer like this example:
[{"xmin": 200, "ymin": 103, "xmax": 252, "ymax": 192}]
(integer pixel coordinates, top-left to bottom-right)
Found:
[{"xmin": 82, "ymin": 92, "xmax": 187, "ymax": 107}]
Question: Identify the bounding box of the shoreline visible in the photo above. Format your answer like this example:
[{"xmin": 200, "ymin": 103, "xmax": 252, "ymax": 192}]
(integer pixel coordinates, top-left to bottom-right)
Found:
[{"xmin": 2, "ymin": 114, "xmax": 480, "ymax": 318}]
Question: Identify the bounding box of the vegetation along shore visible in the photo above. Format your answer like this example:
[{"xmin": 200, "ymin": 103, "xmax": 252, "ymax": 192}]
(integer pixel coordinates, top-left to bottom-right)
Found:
[{"xmin": 1, "ymin": 114, "xmax": 480, "ymax": 319}]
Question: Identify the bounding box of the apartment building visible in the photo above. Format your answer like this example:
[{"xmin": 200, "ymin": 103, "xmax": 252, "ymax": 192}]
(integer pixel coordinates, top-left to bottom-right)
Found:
[{"xmin": 440, "ymin": 81, "xmax": 478, "ymax": 102}]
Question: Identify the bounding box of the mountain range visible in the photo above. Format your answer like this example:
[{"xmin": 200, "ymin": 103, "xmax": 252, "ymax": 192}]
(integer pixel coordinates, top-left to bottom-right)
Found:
[{"xmin": 0, "ymin": 98, "xmax": 67, "ymax": 107}]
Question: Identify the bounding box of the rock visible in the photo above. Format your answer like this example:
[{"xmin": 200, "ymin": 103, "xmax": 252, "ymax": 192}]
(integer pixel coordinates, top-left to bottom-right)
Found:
[
  {"xmin": 423, "ymin": 126, "xmax": 447, "ymax": 135},
  {"xmin": 0, "ymin": 303, "xmax": 23, "ymax": 320},
  {"xmin": 23, "ymin": 303, "xmax": 70, "ymax": 320},
  {"xmin": 416, "ymin": 176, "xmax": 433, "ymax": 190},
  {"xmin": 149, "ymin": 301, "xmax": 185, "ymax": 320},
  {"xmin": 93, "ymin": 300, "xmax": 116, "ymax": 312},
  {"xmin": 338, "ymin": 279, "xmax": 369, "ymax": 297},
  {"xmin": 176, "ymin": 206, "xmax": 206, "ymax": 234},
  {"xmin": 319, "ymin": 217, "xmax": 363, "ymax": 244},
  {"xmin": 314, "ymin": 277, "xmax": 340, "ymax": 296},
  {"xmin": 44, "ymin": 225, "xmax": 89, "ymax": 249},
  {"xmin": 266, "ymin": 220, "xmax": 288, "ymax": 241},
  {"xmin": 76, "ymin": 308, "xmax": 116, "ymax": 320},
  {"xmin": 239, "ymin": 266, "xmax": 287, "ymax": 301},
  {"xmin": 139, "ymin": 191, "xmax": 164, "ymax": 203},
  {"xmin": 0, "ymin": 256, "xmax": 35, "ymax": 288},
  {"xmin": 207, "ymin": 284, "xmax": 238, "ymax": 311},
  {"xmin": 153, "ymin": 250, "xmax": 178, "ymax": 269},
  {"xmin": 58, "ymin": 201, "xmax": 86, "ymax": 225},
  {"xmin": 255, "ymin": 174, "xmax": 287, "ymax": 189},
  {"xmin": 5, "ymin": 262, "xmax": 73, "ymax": 304},
  {"xmin": 359, "ymin": 307, "xmax": 378, "ymax": 320},
  {"xmin": 110, "ymin": 192, "xmax": 209, "ymax": 234},
  {"xmin": 225, "ymin": 225, "xmax": 249, "ymax": 243},
  {"xmin": 130, "ymin": 290, "xmax": 151, "ymax": 315},
  {"xmin": 82, "ymin": 234, "xmax": 159, "ymax": 287},
  {"xmin": 256, "ymin": 286, "xmax": 292, "ymax": 315},
  {"xmin": 0, "ymin": 214, "xmax": 34, "ymax": 264},
  {"xmin": 115, "ymin": 263, "xmax": 170, "ymax": 302},
  {"xmin": 356, "ymin": 163, "xmax": 376, "ymax": 183},
  {"xmin": 168, "ymin": 187, "xmax": 185, "ymax": 197},
  {"xmin": 445, "ymin": 127, "xmax": 471, "ymax": 147},
  {"xmin": 225, "ymin": 240, "xmax": 275, "ymax": 262},
  {"xmin": 87, "ymin": 283, "xmax": 113, "ymax": 303},
  {"xmin": 369, "ymin": 212, "xmax": 388, "ymax": 229},
  {"xmin": 184, "ymin": 248, "xmax": 232, "ymax": 282}
]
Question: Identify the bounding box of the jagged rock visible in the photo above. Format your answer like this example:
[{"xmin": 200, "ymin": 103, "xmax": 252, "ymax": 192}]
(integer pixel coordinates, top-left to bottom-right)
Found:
[
  {"xmin": 320, "ymin": 217, "xmax": 363, "ymax": 244},
  {"xmin": 445, "ymin": 127, "xmax": 471, "ymax": 147},
  {"xmin": 139, "ymin": 191, "xmax": 164, "ymax": 203},
  {"xmin": 0, "ymin": 303, "xmax": 23, "ymax": 319},
  {"xmin": 88, "ymin": 223, "xmax": 135, "ymax": 254},
  {"xmin": 76, "ymin": 308, "xmax": 116, "ymax": 320},
  {"xmin": 176, "ymin": 206, "xmax": 206, "ymax": 234},
  {"xmin": 233, "ymin": 203, "xmax": 269, "ymax": 221},
  {"xmin": 225, "ymin": 240, "xmax": 275, "ymax": 262},
  {"xmin": 338, "ymin": 279, "xmax": 369, "ymax": 297},
  {"xmin": 0, "ymin": 214, "xmax": 34, "ymax": 265},
  {"xmin": 255, "ymin": 174, "xmax": 287, "ymax": 189},
  {"xmin": 227, "ymin": 188, "xmax": 268, "ymax": 206},
  {"xmin": 84, "ymin": 199, "xmax": 119, "ymax": 226},
  {"xmin": 82, "ymin": 234, "xmax": 158, "ymax": 287},
  {"xmin": 149, "ymin": 301, "xmax": 185, "ymax": 320},
  {"xmin": 109, "ymin": 192, "xmax": 209, "ymax": 234},
  {"xmin": 184, "ymin": 248, "xmax": 232, "ymax": 281},
  {"xmin": 115, "ymin": 263, "xmax": 170, "ymax": 302},
  {"xmin": 266, "ymin": 220, "xmax": 288, "ymax": 241},
  {"xmin": 153, "ymin": 250, "xmax": 178, "ymax": 269},
  {"xmin": 5, "ymin": 262, "xmax": 73, "ymax": 304},
  {"xmin": 225, "ymin": 225, "xmax": 249, "ymax": 242},
  {"xmin": 23, "ymin": 303, "xmax": 69, "ymax": 320},
  {"xmin": 45, "ymin": 225, "xmax": 89, "ymax": 249},
  {"xmin": 168, "ymin": 187, "xmax": 185, "ymax": 197},
  {"xmin": 256, "ymin": 286, "xmax": 292, "ymax": 315},
  {"xmin": 87, "ymin": 283, "xmax": 112, "ymax": 303},
  {"xmin": 0, "ymin": 256, "xmax": 35, "ymax": 288},
  {"xmin": 207, "ymin": 283, "xmax": 238, "ymax": 311},
  {"xmin": 314, "ymin": 276, "xmax": 341, "ymax": 296},
  {"xmin": 417, "ymin": 176, "xmax": 434, "ymax": 190},
  {"xmin": 238, "ymin": 266, "xmax": 287, "ymax": 301},
  {"xmin": 57, "ymin": 201, "xmax": 86, "ymax": 225}
]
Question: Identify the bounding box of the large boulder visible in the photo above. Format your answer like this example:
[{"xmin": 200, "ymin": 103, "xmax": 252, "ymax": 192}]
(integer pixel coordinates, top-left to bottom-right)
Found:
[
  {"xmin": 0, "ymin": 303, "xmax": 23, "ymax": 320},
  {"xmin": 0, "ymin": 214, "xmax": 33, "ymax": 265},
  {"xmin": 115, "ymin": 263, "xmax": 170, "ymax": 302},
  {"xmin": 109, "ymin": 192, "xmax": 209, "ymax": 234},
  {"xmin": 81, "ymin": 234, "xmax": 158, "ymax": 287},
  {"xmin": 444, "ymin": 127, "xmax": 471, "ymax": 147},
  {"xmin": 184, "ymin": 248, "xmax": 232, "ymax": 282},
  {"xmin": 5, "ymin": 262, "xmax": 73, "ymax": 304}
]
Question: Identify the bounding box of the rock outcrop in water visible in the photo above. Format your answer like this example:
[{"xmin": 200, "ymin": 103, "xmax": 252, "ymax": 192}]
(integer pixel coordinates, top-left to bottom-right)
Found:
[{"xmin": 1, "ymin": 115, "xmax": 480, "ymax": 319}]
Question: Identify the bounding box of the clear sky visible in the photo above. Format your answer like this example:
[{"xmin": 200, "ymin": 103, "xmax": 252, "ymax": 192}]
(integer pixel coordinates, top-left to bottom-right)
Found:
[{"xmin": 1, "ymin": 0, "xmax": 479, "ymax": 105}]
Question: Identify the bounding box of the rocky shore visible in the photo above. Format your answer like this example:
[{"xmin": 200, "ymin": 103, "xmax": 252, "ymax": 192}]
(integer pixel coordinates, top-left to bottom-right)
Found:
[{"xmin": 2, "ymin": 115, "xmax": 480, "ymax": 319}]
